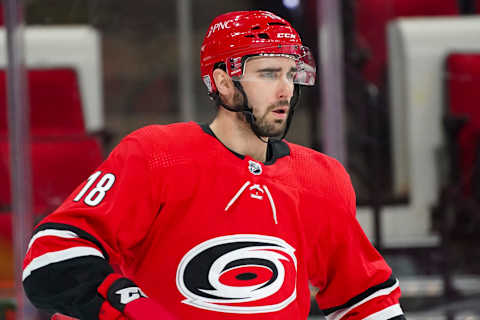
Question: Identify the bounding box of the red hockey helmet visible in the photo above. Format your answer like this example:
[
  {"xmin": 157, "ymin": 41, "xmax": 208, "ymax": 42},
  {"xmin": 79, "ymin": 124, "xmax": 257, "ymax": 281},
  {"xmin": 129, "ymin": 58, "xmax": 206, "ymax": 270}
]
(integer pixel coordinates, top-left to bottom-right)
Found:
[{"xmin": 200, "ymin": 10, "xmax": 316, "ymax": 95}]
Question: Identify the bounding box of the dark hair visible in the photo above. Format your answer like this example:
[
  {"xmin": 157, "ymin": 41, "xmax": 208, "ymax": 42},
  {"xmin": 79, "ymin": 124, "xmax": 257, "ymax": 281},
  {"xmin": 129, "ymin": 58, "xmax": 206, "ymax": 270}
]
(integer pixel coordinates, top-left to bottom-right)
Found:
[{"xmin": 213, "ymin": 61, "xmax": 226, "ymax": 72}]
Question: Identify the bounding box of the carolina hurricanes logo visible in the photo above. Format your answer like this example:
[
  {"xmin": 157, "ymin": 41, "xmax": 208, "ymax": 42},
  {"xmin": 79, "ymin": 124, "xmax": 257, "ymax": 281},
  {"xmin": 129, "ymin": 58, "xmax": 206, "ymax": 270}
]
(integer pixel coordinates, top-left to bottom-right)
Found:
[{"xmin": 176, "ymin": 234, "xmax": 297, "ymax": 314}]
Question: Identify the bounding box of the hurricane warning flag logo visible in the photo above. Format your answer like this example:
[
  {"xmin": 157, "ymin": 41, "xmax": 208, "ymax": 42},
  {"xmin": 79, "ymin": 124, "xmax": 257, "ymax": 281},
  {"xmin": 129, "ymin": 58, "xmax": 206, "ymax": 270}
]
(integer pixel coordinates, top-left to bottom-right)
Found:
[{"xmin": 176, "ymin": 234, "xmax": 297, "ymax": 314}]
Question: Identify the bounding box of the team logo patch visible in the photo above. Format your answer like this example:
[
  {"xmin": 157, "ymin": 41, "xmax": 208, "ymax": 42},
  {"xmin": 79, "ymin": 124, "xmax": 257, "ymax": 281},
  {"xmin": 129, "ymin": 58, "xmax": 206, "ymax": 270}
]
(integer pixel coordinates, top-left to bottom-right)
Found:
[
  {"xmin": 176, "ymin": 234, "xmax": 297, "ymax": 314},
  {"xmin": 248, "ymin": 160, "xmax": 262, "ymax": 175}
]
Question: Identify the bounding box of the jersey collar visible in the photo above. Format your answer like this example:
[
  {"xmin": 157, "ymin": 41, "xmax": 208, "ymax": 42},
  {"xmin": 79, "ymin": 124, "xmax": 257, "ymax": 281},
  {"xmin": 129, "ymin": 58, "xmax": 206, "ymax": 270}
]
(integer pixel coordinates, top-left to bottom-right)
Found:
[{"xmin": 198, "ymin": 122, "xmax": 290, "ymax": 165}]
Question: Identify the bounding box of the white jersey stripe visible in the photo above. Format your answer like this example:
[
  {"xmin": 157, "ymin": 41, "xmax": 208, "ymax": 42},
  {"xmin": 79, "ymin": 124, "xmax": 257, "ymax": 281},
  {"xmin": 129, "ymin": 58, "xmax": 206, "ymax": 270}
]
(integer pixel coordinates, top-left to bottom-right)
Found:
[
  {"xmin": 28, "ymin": 229, "xmax": 79, "ymax": 250},
  {"xmin": 326, "ymin": 279, "xmax": 400, "ymax": 320},
  {"xmin": 225, "ymin": 181, "xmax": 251, "ymax": 211},
  {"xmin": 263, "ymin": 185, "xmax": 277, "ymax": 224},
  {"xmin": 363, "ymin": 304, "xmax": 404, "ymax": 320},
  {"xmin": 23, "ymin": 247, "xmax": 104, "ymax": 281}
]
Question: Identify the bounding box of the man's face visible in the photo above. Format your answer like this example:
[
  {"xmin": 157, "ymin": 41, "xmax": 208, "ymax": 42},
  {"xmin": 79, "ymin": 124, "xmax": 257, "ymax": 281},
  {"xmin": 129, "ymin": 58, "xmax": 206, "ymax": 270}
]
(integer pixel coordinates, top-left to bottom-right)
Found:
[{"xmin": 235, "ymin": 56, "xmax": 297, "ymax": 137}]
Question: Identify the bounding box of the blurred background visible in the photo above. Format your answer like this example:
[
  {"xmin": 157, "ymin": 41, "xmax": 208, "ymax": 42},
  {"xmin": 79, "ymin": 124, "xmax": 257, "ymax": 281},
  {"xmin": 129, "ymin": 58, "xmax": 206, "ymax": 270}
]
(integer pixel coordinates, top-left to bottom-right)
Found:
[{"xmin": 1, "ymin": 0, "xmax": 480, "ymax": 319}]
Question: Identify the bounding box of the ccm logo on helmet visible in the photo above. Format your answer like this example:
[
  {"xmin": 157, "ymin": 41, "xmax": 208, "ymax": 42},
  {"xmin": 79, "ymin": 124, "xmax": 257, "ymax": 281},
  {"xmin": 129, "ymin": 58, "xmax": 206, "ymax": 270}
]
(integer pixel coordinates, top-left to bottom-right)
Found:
[
  {"xmin": 207, "ymin": 19, "xmax": 234, "ymax": 37},
  {"xmin": 277, "ymin": 33, "xmax": 296, "ymax": 39}
]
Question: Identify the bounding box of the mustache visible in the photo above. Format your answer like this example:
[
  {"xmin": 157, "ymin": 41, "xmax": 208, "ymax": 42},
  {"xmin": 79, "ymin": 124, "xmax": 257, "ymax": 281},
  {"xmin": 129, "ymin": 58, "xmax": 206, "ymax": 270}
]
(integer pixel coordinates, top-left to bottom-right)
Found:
[{"xmin": 267, "ymin": 100, "xmax": 290, "ymax": 112}]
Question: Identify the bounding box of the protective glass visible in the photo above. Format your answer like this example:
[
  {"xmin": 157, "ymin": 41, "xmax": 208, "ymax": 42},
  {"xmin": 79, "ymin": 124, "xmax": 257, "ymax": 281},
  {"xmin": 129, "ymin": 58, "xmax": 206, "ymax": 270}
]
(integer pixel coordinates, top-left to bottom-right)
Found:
[{"xmin": 225, "ymin": 45, "xmax": 316, "ymax": 86}]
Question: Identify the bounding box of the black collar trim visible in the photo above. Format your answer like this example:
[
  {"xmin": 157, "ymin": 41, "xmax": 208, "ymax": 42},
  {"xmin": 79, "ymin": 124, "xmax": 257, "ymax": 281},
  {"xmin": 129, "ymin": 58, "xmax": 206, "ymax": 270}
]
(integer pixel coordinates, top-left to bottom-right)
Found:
[{"xmin": 199, "ymin": 123, "xmax": 290, "ymax": 165}]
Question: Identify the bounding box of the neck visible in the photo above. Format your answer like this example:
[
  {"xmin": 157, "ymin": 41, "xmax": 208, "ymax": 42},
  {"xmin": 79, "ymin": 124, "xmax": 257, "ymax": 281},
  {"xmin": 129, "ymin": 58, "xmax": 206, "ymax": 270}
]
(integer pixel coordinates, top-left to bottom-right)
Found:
[{"xmin": 210, "ymin": 109, "xmax": 268, "ymax": 162}]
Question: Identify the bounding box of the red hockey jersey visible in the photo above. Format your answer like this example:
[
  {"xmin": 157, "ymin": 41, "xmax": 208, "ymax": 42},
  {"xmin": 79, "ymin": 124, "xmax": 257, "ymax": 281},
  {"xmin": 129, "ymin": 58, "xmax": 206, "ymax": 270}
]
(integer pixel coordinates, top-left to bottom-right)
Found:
[{"xmin": 23, "ymin": 122, "xmax": 403, "ymax": 319}]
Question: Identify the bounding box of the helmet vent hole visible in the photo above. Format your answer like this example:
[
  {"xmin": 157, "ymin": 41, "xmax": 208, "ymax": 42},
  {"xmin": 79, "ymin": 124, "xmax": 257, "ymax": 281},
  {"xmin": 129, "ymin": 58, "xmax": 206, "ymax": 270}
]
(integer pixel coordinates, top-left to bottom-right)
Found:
[
  {"xmin": 258, "ymin": 33, "xmax": 270, "ymax": 39},
  {"xmin": 245, "ymin": 34, "xmax": 255, "ymax": 38},
  {"xmin": 268, "ymin": 22, "xmax": 287, "ymax": 26},
  {"xmin": 251, "ymin": 26, "xmax": 261, "ymax": 30}
]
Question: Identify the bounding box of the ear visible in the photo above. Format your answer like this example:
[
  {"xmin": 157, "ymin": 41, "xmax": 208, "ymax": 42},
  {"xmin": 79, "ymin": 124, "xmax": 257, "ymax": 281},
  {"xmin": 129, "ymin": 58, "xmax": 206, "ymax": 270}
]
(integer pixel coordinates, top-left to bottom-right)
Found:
[{"xmin": 213, "ymin": 68, "xmax": 235, "ymax": 100}]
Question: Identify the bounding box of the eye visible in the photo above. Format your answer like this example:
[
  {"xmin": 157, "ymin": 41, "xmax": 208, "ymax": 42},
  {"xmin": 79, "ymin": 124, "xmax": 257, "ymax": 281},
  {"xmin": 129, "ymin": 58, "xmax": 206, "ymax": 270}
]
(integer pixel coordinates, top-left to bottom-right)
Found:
[
  {"xmin": 260, "ymin": 71, "xmax": 277, "ymax": 79},
  {"xmin": 286, "ymin": 71, "xmax": 297, "ymax": 81}
]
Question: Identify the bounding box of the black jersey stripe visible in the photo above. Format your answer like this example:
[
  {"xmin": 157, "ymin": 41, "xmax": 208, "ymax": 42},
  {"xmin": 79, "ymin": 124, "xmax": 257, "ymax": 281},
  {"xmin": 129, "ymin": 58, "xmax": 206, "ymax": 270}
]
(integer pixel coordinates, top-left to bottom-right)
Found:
[
  {"xmin": 322, "ymin": 273, "xmax": 397, "ymax": 316},
  {"xmin": 33, "ymin": 222, "xmax": 110, "ymax": 262},
  {"xmin": 23, "ymin": 255, "xmax": 112, "ymax": 319}
]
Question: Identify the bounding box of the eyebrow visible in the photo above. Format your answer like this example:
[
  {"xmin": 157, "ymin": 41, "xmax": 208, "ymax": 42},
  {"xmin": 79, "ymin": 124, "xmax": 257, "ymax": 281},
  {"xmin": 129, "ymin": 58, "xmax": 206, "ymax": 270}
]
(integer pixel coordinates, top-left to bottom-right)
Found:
[{"xmin": 256, "ymin": 66, "xmax": 298, "ymax": 73}]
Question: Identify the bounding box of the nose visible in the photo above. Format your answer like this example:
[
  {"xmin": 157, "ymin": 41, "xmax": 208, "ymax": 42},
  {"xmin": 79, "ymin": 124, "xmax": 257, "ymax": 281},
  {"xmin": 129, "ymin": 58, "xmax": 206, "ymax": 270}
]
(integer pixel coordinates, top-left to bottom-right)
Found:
[{"xmin": 277, "ymin": 78, "xmax": 293, "ymax": 100}]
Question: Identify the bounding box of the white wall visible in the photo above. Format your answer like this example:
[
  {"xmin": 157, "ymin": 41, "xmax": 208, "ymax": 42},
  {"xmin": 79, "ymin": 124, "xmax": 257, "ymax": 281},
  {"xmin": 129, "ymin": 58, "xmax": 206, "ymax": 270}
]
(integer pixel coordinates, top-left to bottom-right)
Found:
[
  {"xmin": 0, "ymin": 26, "xmax": 104, "ymax": 133},
  {"xmin": 357, "ymin": 17, "xmax": 480, "ymax": 247}
]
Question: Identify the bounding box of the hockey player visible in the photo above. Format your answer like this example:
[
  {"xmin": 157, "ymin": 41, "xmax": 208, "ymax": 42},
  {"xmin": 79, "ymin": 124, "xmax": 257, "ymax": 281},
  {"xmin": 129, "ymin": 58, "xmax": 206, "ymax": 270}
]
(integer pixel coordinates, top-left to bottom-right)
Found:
[{"xmin": 23, "ymin": 10, "xmax": 405, "ymax": 320}]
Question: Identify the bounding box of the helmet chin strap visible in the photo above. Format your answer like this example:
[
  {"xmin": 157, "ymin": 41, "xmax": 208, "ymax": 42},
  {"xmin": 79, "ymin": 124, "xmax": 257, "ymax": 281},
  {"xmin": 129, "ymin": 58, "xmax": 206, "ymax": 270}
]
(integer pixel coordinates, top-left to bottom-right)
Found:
[
  {"xmin": 281, "ymin": 84, "xmax": 300, "ymax": 140},
  {"xmin": 214, "ymin": 81, "xmax": 267, "ymax": 143},
  {"xmin": 214, "ymin": 81, "xmax": 300, "ymax": 143}
]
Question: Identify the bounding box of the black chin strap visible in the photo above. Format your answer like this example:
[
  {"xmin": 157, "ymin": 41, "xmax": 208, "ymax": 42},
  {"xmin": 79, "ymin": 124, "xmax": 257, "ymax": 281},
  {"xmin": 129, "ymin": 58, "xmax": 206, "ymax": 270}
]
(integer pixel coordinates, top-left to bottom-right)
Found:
[
  {"xmin": 214, "ymin": 81, "xmax": 267, "ymax": 143},
  {"xmin": 280, "ymin": 84, "xmax": 300, "ymax": 140},
  {"xmin": 213, "ymin": 82, "xmax": 301, "ymax": 143},
  {"xmin": 212, "ymin": 82, "xmax": 252, "ymax": 116}
]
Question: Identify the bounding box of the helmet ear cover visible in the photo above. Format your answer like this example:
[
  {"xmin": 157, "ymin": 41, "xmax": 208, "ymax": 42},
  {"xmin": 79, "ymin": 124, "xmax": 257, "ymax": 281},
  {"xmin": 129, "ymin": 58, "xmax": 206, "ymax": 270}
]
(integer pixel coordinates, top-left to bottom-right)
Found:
[
  {"xmin": 210, "ymin": 60, "xmax": 252, "ymax": 116},
  {"xmin": 209, "ymin": 55, "xmax": 256, "ymax": 104}
]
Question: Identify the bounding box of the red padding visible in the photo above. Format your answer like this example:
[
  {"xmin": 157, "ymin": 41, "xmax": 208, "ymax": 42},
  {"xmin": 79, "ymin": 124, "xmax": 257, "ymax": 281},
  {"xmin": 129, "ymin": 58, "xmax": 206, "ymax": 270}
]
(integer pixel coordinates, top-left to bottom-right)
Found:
[
  {"xmin": 97, "ymin": 274, "xmax": 176, "ymax": 320},
  {"xmin": 98, "ymin": 301, "xmax": 127, "ymax": 320},
  {"xmin": 123, "ymin": 297, "xmax": 176, "ymax": 320},
  {"xmin": 97, "ymin": 273, "xmax": 124, "ymax": 298},
  {"xmin": 355, "ymin": 0, "xmax": 458, "ymax": 84},
  {"xmin": 50, "ymin": 313, "xmax": 79, "ymax": 320},
  {"xmin": 0, "ymin": 68, "xmax": 86, "ymax": 135}
]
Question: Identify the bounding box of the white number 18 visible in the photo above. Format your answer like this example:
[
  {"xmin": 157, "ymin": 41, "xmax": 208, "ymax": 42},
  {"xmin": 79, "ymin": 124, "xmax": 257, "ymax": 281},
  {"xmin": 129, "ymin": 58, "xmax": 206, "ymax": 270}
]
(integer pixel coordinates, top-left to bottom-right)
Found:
[{"xmin": 73, "ymin": 171, "xmax": 116, "ymax": 206}]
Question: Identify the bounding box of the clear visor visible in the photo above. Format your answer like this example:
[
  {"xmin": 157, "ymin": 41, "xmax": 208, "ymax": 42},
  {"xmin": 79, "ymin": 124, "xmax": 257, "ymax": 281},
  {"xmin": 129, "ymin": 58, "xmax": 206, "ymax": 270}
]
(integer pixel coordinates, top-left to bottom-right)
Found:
[{"xmin": 226, "ymin": 45, "xmax": 316, "ymax": 86}]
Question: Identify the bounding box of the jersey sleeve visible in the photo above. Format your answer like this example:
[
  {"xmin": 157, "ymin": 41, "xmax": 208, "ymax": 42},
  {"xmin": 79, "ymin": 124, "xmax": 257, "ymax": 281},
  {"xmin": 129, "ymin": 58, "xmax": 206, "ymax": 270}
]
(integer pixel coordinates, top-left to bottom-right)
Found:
[
  {"xmin": 308, "ymin": 161, "xmax": 405, "ymax": 320},
  {"xmin": 22, "ymin": 133, "xmax": 164, "ymax": 319}
]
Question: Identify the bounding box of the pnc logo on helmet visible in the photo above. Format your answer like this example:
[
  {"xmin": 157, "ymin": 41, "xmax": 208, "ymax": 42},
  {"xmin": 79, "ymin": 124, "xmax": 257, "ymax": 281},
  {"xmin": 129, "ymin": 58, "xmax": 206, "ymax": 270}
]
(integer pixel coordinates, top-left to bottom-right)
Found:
[
  {"xmin": 207, "ymin": 19, "xmax": 234, "ymax": 37},
  {"xmin": 176, "ymin": 234, "xmax": 297, "ymax": 314}
]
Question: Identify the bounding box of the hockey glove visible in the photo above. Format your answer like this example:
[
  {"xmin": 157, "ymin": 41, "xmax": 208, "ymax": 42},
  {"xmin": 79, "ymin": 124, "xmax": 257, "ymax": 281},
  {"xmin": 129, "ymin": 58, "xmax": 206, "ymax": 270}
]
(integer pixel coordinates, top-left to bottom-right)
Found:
[{"xmin": 97, "ymin": 274, "xmax": 175, "ymax": 320}]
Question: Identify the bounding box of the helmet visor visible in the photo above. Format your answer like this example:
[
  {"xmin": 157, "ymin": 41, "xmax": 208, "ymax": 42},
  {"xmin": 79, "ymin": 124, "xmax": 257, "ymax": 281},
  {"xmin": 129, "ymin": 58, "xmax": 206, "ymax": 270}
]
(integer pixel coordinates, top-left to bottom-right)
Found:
[{"xmin": 226, "ymin": 45, "xmax": 316, "ymax": 86}]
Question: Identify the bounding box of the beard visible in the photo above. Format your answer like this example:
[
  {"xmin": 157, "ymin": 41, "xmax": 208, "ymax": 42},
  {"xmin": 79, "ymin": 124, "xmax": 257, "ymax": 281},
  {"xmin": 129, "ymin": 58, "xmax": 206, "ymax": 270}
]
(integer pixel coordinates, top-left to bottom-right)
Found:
[
  {"xmin": 250, "ymin": 107, "xmax": 288, "ymax": 137},
  {"xmin": 233, "ymin": 89, "xmax": 289, "ymax": 137}
]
